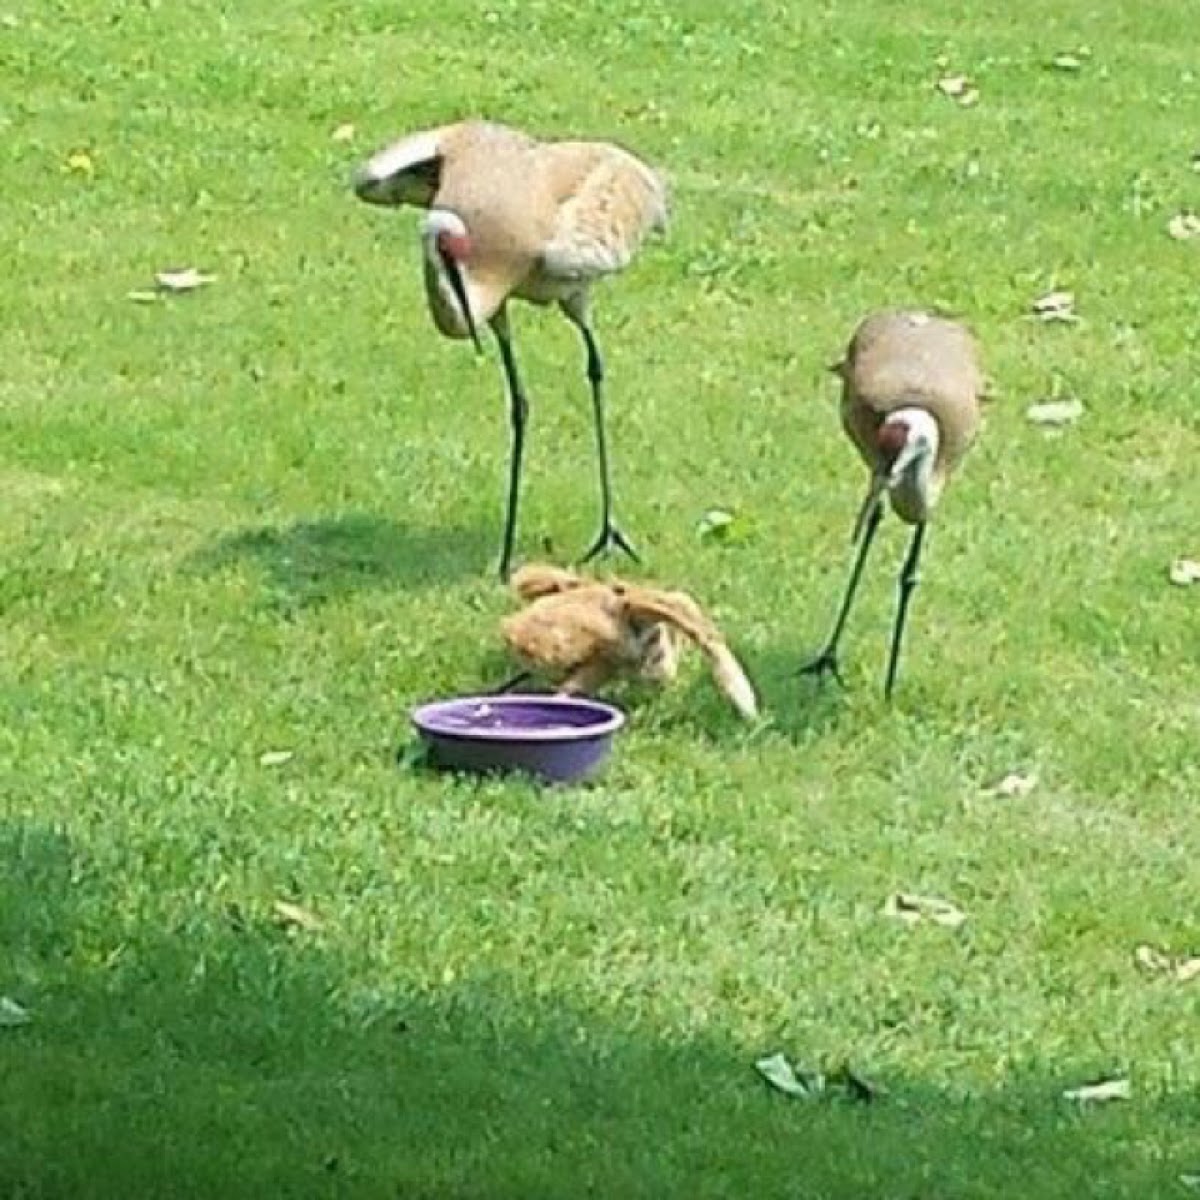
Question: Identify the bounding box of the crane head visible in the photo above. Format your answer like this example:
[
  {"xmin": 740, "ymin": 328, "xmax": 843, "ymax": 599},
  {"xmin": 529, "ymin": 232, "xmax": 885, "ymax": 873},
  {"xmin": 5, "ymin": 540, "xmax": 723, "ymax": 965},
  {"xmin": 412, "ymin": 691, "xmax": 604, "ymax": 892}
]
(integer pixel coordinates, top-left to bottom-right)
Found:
[
  {"xmin": 421, "ymin": 210, "xmax": 482, "ymax": 353},
  {"xmin": 877, "ymin": 409, "xmax": 940, "ymax": 489},
  {"xmin": 876, "ymin": 419, "xmax": 910, "ymax": 465}
]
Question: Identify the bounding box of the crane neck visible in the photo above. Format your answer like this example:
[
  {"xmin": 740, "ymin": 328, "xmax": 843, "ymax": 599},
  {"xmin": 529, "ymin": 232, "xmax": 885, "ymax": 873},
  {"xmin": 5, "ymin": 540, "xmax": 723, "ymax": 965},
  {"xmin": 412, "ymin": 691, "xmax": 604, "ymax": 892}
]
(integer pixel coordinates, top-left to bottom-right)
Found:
[{"xmin": 885, "ymin": 407, "xmax": 941, "ymax": 518}]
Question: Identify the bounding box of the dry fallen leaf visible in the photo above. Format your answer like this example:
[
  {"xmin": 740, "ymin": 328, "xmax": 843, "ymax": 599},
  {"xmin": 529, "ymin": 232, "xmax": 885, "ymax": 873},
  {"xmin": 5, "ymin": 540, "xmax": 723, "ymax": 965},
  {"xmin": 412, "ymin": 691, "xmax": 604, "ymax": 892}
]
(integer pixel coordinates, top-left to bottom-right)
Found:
[
  {"xmin": 1168, "ymin": 559, "xmax": 1200, "ymax": 587},
  {"xmin": 936, "ymin": 75, "xmax": 979, "ymax": 106},
  {"xmin": 1026, "ymin": 398, "xmax": 1085, "ymax": 427},
  {"xmin": 331, "ymin": 122, "xmax": 356, "ymax": 143},
  {"xmin": 259, "ymin": 749, "xmax": 295, "ymax": 768},
  {"xmin": 66, "ymin": 149, "xmax": 95, "ymax": 177},
  {"xmin": 1051, "ymin": 48, "xmax": 1089, "ymax": 70},
  {"xmin": 1134, "ymin": 944, "xmax": 1200, "ymax": 981},
  {"xmin": 155, "ymin": 267, "xmax": 216, "ymax": 293},
  {"xmin": 1134, "ymin": 943, "xmax": 1173, "ymax": 973},
  {"xmin": 0, "ymin": 996, "xmax": 31, "ymax": 1027},
  {"xmin": 1063, "ymin": 1076, "xmax": 1131, "ymax": 1103},
  {"xmin": 838, "ymin": 1064, "xmax": 886, "ymax": 1104},
  {"xmin": 1031, "ymin": 290, "xmax": 1078, "ymax": 322},
  {"xmin": 1167, "ymin": 212, "xmax": 1200, "ymax": 241},
  {"xmin": 1176, "ymin": 957, "xmax": 1200, "ymax": 983},
  {"xmin": 273, "ymin": 899, "xmax": 323, "ymax": 932},
  {"xmin": 882, "ymin": 892, "xmax": 968, "ymax": 929},
  {"xmin": 754, "ymin": 1052, "xmax": 825, "ymax": 1099},
  {"xmin": 697, "ymin": 508, "xmax": 736, "ymax": 541},
  {"xmin": 990, "ymin": 771, "xmax": 1039, "ymax": 798}
]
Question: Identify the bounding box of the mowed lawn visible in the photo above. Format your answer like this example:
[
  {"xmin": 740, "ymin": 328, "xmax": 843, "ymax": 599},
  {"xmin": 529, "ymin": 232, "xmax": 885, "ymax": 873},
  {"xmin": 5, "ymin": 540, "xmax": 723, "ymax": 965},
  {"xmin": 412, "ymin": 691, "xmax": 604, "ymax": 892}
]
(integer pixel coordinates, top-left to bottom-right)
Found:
[{"xmin": 2, "ymin": 0, "xmax": 1199, "ymax": 1196}]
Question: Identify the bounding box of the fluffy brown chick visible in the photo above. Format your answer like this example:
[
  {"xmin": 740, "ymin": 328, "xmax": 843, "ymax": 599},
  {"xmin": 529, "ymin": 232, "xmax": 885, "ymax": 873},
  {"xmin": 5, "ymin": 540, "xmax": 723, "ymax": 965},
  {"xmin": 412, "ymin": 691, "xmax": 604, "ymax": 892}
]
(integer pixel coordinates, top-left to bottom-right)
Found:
[{"xmin": 500, "ymin": 564, "xmax": 759, "ymax": 720}]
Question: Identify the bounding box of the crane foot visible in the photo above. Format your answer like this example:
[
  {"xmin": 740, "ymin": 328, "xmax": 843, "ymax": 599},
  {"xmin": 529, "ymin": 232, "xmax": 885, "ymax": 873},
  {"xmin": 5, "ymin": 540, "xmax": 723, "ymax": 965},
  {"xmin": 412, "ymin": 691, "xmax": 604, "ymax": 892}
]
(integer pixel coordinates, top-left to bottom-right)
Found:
[
  {"xmin": 798, "ymin": 648, "xmax": 846, "ymax": 689},
  {"xmin": 579, "ymin": 522, "xmax": 641, "ymax": 566}
]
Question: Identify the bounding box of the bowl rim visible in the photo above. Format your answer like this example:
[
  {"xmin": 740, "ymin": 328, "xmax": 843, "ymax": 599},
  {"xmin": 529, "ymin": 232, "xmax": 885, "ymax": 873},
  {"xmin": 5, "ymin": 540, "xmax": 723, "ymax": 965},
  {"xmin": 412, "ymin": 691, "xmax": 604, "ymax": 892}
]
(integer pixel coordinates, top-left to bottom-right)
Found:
[{"xmin": 411, "ymin": 693, "xmax": 626, "ymax": 744}]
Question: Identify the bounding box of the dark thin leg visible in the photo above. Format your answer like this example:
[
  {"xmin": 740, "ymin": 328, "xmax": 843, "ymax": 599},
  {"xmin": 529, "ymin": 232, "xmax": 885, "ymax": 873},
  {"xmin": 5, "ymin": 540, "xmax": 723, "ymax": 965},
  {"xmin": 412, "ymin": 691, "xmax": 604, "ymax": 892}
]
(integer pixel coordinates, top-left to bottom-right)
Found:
[
  {"xmin": 800, "ymin": 498, "xmax": 884, "ymax": 687},
  {"xmin": 883, "ymin": 522, "xmax": 927, "ymax": 701},
  {"xmin": 565, "ymin": 314, "xmax": 639, "ymax": 565},
  {"xmin": 489, "ymin": 670, "xmax": 532, "ymax": 695},
  {"xmin": 491, "ymin": 312, "xmax": 528, "ymax": 581}
]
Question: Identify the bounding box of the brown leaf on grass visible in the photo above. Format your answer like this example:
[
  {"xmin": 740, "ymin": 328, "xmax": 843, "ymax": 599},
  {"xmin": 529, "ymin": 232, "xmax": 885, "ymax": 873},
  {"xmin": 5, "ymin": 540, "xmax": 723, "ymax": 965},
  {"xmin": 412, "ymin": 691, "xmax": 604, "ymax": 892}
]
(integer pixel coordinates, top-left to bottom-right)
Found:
[
  {"xmin": 1026, "ymin": 398, "xmax": 1085, "ymax": 427},
  {"xmin": 989, "ymin": 771, "xmax": 1039, "ymax": 798},
  {"xmin": 155, "ymin": 267, "xmax": 216, "ymax": 293},
  {"xmin": 1030, "ymin": 290, "xmax": 1079, "ymax": 323},
  {"xmin": 936, "ymin": 75, "xmax": 979, "ymax": 106},
  {"xmin": 1134, "ymin": 943, "xmax": 1173, "ymax": 973},
  {"xmin": 1168, "ymin": 559, "xmax": 1200, "ymax": 586},
  {"xmin": 1062, "ymin": 1076, "xmax": 1131, "ymax": 1103},
  {"xmin": 1049, "ymin": 51, "xmax": 1088, "ymax": 71},
  {"xmin": 259, "ymin": 749, "xmax": 295, "ymax": 768},
  {"xmin": 273, "ymin": 900, "xmax": 323, "ymax": 932},
  {"xmin": 0, "ymin": 996, "xmax": 31, "ymax": 1027},
  {"xmin": 1167, "ymin": 212, "xmax": 1200, "ymax": 241},
  {"xmin": 1135, "ymin": 944, "xmax": 1200, "ymax": 982},
  {"xmin": 754, "ymin": 1052, "xmax": 825, "ymax": 1099},
  {"xmin": 65, "ymin": 149, "xmax": 95, "ymax": 177},
  {"xmin": 882, "ymin": 892, "xmax": 968, "ymax": 929},
  {"xmin": 755, "ymin": 1055, "xmax": 883, "ymax": 1103},
  {"xmin": 331, "ymin": 122, "xmax": 356, "ymax": 143},
  {"xmin": 839, "ymin": 1064, "xmax": 886, "ymax": 1103},
  {"xmin": 1177, "ymin": 958, "xmax": 1200, "ymax": 983}
]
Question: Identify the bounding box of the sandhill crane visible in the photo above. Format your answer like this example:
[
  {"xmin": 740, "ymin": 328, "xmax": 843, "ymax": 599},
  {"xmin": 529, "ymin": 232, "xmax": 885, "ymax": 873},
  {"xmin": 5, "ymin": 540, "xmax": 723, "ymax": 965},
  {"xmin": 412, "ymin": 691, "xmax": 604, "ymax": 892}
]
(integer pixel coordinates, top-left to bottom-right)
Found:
[
  {"xmin": 801, "ymin": 310, "xmax": 984, "ymax": 699},
  {"xmin": 352, "ymin": 119, "xmax": 669, "ymax": 579}
]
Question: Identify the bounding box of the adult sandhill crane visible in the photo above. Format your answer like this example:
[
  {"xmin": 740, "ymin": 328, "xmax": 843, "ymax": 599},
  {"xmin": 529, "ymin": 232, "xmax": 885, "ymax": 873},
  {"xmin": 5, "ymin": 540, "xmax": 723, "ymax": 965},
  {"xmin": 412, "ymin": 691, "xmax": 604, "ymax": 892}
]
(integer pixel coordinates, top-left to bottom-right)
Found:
[
  {"xmin": 801, "ymin": 309, "xmax": 984, "ymax": 699},
  {"xmin": 351, "ymin": 119, "xmax": 669, "ymax": 579}
]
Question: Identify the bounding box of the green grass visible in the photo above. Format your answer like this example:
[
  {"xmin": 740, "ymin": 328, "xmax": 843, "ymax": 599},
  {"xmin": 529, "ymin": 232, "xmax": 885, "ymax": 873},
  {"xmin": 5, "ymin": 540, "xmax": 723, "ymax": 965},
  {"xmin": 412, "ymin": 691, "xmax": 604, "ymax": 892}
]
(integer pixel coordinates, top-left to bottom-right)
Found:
[{"xmin": 2, "ymin": 0, "xmax": 1199, "ymax": 1196}]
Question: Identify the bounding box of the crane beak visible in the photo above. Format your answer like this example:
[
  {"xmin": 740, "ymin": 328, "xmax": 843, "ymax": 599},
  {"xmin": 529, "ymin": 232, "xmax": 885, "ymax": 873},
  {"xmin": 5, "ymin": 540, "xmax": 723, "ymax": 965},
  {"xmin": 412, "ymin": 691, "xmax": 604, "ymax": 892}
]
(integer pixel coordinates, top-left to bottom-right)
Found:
[
  {"xmin": 852, "ymin": 475, "xmax": 886, "ymax": 544},
  {"xmin": 888, "ymin": 440, "xmax": 924, "ymax": 487},
  {"xmin": 441, "ymin": 254, "xmax": 482, "ymax": 354}
]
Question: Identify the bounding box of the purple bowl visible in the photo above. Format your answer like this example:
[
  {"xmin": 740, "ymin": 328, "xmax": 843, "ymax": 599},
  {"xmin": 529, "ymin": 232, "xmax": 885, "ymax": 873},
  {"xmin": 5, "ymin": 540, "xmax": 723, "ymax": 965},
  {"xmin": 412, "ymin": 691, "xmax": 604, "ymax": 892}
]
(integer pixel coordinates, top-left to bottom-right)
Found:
[{"xmin": 410, "ymin": 694, "xmax": 626, "ymax": 784}]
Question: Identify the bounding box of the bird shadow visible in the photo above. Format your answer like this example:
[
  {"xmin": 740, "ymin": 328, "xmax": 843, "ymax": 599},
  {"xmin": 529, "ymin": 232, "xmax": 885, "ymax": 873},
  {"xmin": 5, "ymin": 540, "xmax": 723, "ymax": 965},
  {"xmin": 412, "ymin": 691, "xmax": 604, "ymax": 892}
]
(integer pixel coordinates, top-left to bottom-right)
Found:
[
  {"xmin": 459, "ymin": 643, "xmax": 847, "ymax": 748},
  {"xmin": 732, "ymin": 642, "xmax": 849, "ymax": 741},
  {"xmin": 193, "ymin": 512, "xmax": 494, "ymax": 612}
]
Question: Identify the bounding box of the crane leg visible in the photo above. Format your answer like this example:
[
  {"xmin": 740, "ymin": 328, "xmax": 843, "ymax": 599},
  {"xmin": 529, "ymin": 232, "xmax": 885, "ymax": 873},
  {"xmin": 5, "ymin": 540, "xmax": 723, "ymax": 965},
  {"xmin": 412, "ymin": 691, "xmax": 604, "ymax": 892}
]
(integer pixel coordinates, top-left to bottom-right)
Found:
[
  {"xmin": 489, "ymin": 669, "xmax": 533, "ymax": 694},
  {"xmin": 562, "ymin": 302, "xmax": 640, "ymax": 565},
  {"xmin": 883, "ymin": 521, "xmax": 927, "ymax": 701},
  {"xmin": 491, "ymin": 310, "xmax": 528, "ymax": 581},
  {"xmin": 800, "ymin": 497, "xmax": 884, "ymax": 687}
]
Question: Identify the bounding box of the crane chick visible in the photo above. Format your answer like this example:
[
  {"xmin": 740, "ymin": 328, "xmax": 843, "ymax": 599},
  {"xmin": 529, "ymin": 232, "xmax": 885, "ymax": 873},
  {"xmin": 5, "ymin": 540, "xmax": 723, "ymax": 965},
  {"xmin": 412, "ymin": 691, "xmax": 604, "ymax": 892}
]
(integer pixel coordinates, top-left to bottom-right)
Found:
[{"xmin": 500, "ymin": 564, "xmax": 759, "ymax": 720}]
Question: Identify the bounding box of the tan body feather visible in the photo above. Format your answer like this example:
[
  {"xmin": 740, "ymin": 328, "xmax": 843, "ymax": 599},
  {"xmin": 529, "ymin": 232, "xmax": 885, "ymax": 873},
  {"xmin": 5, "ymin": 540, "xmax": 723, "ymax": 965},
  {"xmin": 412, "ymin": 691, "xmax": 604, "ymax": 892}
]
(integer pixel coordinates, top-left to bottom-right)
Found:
[{"xmin": 834, "ymin": 310, "xmax": 983, "ymax": 523}]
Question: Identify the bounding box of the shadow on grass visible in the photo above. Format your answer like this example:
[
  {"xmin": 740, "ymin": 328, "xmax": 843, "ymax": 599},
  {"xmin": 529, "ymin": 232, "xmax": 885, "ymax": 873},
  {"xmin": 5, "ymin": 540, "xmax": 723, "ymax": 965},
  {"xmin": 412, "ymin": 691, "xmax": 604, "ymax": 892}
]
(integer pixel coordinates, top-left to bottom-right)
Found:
[
  {"xmin": 477, "ymin": 649, "xmax": 848, "ymax": 746},
  {"xmin": 2, "ymin": 821, "xmax": 1195, "ymax": 1199},
  {"xmin": 726, "ymin": 643, "xmax": 849, "ymax": 741},
  {"xmin": 195, "ymin": 512, "xmax": 495, "ymax": 609}
]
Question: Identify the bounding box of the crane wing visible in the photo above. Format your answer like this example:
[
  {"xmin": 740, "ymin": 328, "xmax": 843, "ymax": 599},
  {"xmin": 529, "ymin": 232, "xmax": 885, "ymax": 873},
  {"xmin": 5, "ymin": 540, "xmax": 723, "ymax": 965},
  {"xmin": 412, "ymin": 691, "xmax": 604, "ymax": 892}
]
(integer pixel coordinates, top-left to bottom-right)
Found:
[{"xmin": 539, "ymin": 145, "xmax": 668, "ymax": 282}]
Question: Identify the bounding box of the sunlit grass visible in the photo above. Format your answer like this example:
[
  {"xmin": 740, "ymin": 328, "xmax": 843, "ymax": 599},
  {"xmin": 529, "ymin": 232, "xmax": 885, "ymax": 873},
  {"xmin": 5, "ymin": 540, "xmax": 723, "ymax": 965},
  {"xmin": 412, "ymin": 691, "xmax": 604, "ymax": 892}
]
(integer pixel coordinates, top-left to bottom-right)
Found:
[{"xmin": 1, "ymin": 1, "xmax": 1198, "ymax": 1196}]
